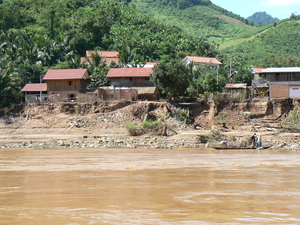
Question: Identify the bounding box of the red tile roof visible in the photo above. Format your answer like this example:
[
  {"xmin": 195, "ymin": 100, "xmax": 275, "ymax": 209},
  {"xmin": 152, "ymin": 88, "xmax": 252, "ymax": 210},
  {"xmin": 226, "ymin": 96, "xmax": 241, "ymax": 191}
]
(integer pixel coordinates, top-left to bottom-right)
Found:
[
  {"xmin": 80, "ymin": 56, "xmax": 119, "ymax": 65},
  {"xmin": 183, "ymin": 56, "xmax": 222, "ymax": 65},
  {"xmin": 252, "ymin": 67, "xmax": 266, "ymax": 73},
  {"xmin": 22, "ymin": 83, "xmax": 47, "ymax": 92},
  {"xmin": 81, "ymin": 50, "xmax": 119, "ymax": 65},
  {"xmin": 43, "ymin": 69, "xmax": 88, "ymax": 80},
  {"xmin": 86, "ymin": 51, "xmax": 119, "ymax": 58},
  {"xmin": 106, "ymin": 68, "xmax": 153, "ymax": 78}
]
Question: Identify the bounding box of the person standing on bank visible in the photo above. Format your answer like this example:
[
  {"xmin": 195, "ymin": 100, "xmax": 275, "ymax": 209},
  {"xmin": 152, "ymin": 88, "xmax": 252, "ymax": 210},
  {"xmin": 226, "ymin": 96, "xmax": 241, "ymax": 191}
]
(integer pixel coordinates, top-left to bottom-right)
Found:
[
  {"xmin": 251, "ymin": 133, "xmax": 257, "ymax": 148},
  {"xmin": 256, "ymin": 135, "xmax": 262, "ymax": 149}
]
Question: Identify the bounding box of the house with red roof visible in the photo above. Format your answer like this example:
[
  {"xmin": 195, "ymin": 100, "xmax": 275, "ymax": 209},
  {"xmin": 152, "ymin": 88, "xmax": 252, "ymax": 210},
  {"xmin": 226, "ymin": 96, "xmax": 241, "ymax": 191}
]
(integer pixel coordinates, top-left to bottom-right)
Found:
[
  {"xmin": 104, "ymin": 67, "xmax": 160, "ymax": 101},
  {"xmin": 43, "ymin": 69, "xmax": 89, "ymax": 102},
  {"xmin": 182, "ymin": 56, "xmax": 222, "ymax": 68},
  {"xmin": 21, "ymin": 83, "xmax": 48, "ymax": 103},
  {"xmin": 80, "ymin": 50, "xmax": 119, "ymax": 65}
]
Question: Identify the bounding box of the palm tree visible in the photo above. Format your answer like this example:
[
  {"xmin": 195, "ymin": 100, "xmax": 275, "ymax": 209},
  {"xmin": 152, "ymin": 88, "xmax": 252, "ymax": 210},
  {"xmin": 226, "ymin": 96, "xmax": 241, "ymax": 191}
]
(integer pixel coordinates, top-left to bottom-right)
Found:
[{"xmin": 0, "ymin": 66, "xmax": 22, "ymax": 105}]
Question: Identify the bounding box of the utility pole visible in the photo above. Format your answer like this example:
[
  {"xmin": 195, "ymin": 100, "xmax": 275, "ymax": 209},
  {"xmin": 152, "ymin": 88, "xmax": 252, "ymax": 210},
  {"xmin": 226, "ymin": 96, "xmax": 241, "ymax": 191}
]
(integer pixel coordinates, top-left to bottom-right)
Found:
[{"xmin": 40, "ymin": 74, "xmax": 42, "ymax": 103}]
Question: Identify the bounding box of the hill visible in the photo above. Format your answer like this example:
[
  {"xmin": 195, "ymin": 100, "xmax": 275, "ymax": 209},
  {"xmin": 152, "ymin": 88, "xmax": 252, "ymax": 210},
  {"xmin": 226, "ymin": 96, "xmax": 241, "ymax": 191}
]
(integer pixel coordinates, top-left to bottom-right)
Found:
[
  {"xmin": 220, "ymin": 16, "xmax": 300, "ymax": 66},
  {"xmin": 132, "ymin": 0, "xmax": 256, "ymax": 42},
  {"xmin": 247, "ymin": 12, "xmax": 279, "ymax": 25}
]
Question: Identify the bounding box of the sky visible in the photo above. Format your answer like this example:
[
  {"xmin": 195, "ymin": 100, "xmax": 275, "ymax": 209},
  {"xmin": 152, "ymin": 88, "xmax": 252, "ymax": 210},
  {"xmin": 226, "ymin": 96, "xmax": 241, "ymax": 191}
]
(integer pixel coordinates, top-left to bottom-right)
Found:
[{"xmin": 211, "ymin": 0, "xmax": 300, "ymax": 20}]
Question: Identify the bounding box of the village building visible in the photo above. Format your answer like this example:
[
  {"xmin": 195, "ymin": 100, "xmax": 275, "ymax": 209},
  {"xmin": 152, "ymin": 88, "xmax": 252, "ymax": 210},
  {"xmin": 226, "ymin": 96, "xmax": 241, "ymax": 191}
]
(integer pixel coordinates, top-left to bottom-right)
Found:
[
  {"xmin": 101, "ymin": 67, "xmax": 160, "ymax": 101},
  {"xmin": 252, "ymin": 67, "xmax": 300, "ymax": 98},
  {"xmin": 43, "ymin": 69, "xmax": 89, "ymax": 102},
  {"xmin": 223, "ymin": 83, "xmax": 249, "ymax": 100},
  {"xmin": 182, "ymin": 56, "xmax": 222, "ymax": 68},
  {"xmin": 21, "ymin": 83, "xmax": 48, "ymax": 104}
]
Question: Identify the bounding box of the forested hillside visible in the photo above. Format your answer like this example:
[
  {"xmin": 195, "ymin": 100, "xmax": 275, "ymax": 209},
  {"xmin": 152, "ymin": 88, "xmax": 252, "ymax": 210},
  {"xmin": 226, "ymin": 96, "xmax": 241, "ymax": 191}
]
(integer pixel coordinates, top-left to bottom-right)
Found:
[
  {"xmin": 1, "ymin": 0, "xmax": 300, "ymax": 106},
  {"xmin": 220, "ymin": 16, "xmax": 300, "ymax": 66},
  {"xmin": 132, "ymin": 0, "xmax": 256, "ymax": 42},
  {"xmin": 247, "ymin": 12, "xmax": 279, "ymax": 25}
]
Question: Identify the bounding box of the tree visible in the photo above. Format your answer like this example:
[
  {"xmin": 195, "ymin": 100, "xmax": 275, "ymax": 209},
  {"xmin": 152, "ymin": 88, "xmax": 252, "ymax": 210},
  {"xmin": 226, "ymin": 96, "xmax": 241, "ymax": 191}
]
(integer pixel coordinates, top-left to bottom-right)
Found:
[
  {"xmin": 151, "ymin": 60, "xmax": 191, "ymax": 98},
  {"xmin": 118, "ymin": 46, "xmax": 146, "ymax": 68},
  {"xmin": 82, "ymin": 51, "xmax": 114, "ymax": 90},
  {"xmin": 0, "ymin": 66, "xmax": 22, "ymax": 106},
  {"xmin": 260, "ymin": 54, "xmax": 300, "ymax": 68}
]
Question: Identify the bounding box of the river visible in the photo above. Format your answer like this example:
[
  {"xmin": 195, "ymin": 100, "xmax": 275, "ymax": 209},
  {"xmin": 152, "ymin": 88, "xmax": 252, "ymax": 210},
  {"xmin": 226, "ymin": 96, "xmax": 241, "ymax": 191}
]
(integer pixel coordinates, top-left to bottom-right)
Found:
[{"xmin": 1, "ymin": 148, "xmax": 300, "ymax": 224}]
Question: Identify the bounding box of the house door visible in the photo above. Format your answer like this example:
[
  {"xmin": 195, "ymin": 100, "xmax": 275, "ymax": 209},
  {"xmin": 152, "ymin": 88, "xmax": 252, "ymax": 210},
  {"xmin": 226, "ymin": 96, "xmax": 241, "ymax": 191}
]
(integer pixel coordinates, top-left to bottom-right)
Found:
[
  {"xmin": 68, "ymin": 94, "xmax": 76, "ymax": 102},
  {"xmin": 289, "ymin": 86, "xmax": 300, "ymax": 98}
]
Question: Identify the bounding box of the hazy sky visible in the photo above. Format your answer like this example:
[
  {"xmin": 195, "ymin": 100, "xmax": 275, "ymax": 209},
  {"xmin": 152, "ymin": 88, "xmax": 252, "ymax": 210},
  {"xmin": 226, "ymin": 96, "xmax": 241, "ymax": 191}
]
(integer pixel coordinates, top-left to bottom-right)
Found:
[{"xmin": 211, "ymin": 0, "xmax": 300, "ymax": 20}]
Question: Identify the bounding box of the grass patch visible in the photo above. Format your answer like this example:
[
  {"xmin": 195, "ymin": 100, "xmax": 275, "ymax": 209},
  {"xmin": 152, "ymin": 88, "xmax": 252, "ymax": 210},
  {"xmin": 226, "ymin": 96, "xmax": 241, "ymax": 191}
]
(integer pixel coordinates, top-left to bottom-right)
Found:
[
  {"xmin": 125, "ymin": 119, "xmax": 163, "ymax": 136},
  {"xmin": 197, "ymin": 130, "xmax": 225, "ymax": 143}
]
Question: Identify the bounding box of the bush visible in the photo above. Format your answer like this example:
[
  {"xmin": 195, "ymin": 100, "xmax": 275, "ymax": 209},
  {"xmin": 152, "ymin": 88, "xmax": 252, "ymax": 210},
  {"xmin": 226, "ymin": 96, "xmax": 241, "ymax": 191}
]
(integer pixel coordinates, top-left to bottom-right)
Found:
[
  {"xmin": 125, "ymin": 123, "xmax": 144, "ymax": 136},
  {"xmin": 283, "ymin": 106, "xmax": 300, "ymax": 126},
  {"xmin": 126, "ymin": 119, "xmax": 163, "ymax": 136},
  {"xmin": 197, "ymin": 129, "xmax": 225, "ymax": 143},
  {"xmin": 175, "ymin": 109, "xmax": 193, "ymax": 124}
]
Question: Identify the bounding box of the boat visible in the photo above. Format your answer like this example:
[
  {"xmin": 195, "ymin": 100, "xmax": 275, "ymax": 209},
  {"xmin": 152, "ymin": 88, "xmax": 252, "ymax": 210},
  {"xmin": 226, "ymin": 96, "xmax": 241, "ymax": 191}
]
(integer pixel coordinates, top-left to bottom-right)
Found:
[{"xmin": 211, "ymin": 146, "xmax": 271, "ymax": 150}]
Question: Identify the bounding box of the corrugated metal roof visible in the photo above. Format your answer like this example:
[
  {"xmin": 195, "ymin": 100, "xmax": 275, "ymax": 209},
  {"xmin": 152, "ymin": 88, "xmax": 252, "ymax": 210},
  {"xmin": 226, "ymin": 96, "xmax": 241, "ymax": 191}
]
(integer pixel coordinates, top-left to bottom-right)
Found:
[
  {"xmin": 262, "ymin": 67, "xmax": 300, "ymax": 73},
  {"xmin": 22, "ymin": 83, "xmax": 47, "ymax": 92},
  {"xmin": 43, "ymin": 69, "xmax": 88, "ymax": 80},
  {"xmin": 225, "ymin": 83, "xmax": 248, "ymax": 89},
  {"xmin": 106, "ymin": 68, "xmax": 153, "ymax": 78},
  {"xmin": 183, "ymin": 56, "xmax": 222, "ymax": 65}
]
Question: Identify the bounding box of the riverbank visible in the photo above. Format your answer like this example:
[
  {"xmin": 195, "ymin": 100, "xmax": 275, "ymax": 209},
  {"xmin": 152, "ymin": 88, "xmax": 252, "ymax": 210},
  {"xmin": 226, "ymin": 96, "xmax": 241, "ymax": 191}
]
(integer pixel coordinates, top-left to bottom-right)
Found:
[{"xmin": 1, "ymin": 100, "xmax": 300, "ymax": 150}]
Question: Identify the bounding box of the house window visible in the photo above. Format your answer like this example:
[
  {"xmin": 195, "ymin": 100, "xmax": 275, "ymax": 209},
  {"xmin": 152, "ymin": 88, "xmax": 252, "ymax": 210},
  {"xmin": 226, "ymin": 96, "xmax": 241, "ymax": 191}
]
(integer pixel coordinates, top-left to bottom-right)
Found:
[
  {"xmin": 145, "ymin": 78, "xmax": 149, "ymax": 81},
  {"xmin": 69, "ymin": 81, "xmax": 73, "ymax": 86},
  {"xmin": 129, "ymin": 77, "xmax": 133, "ymax": 81}
]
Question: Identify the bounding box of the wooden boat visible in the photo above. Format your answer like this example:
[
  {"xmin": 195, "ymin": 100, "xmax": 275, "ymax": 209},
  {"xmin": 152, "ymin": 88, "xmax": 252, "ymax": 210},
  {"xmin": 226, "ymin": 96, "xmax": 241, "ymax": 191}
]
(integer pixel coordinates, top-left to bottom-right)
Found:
[{"xmin": 211, "ymin": 146, "xmax": 271, "ymax": 150}]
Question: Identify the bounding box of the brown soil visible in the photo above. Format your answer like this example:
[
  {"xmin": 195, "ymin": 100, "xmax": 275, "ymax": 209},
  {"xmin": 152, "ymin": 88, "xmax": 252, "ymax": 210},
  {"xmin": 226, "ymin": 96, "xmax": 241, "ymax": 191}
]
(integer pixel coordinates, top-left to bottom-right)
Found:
[{"xmin": 0, "ymin": 99, "xmax": 298, "ymax": 147}]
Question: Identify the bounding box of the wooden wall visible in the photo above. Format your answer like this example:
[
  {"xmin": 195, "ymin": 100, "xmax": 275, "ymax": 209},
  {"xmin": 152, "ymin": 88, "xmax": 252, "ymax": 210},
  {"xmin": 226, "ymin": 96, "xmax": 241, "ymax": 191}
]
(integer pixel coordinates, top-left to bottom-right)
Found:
[{"xmin": 47, "ymin": 80, "xmax": 87, "ymax": 92}]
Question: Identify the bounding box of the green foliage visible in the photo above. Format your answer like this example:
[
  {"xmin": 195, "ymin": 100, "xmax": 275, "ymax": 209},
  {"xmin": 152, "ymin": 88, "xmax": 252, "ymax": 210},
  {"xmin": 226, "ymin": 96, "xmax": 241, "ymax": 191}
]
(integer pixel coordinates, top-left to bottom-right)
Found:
[
  {"xmin": 81, "ymin": 50, "xmax": 113, "ymax": 90},
  {"xmin": 125, "ymin": 120, "xmax": 163, "ymax": 136},
  {"xmin": 215, "ymin": 112, "xmax": 227, "ymax": 124},
  {"xmin": 125, "ymin": 123, "xmax": 144, "ymax": 136},
  {"xmin": 247, "ymin": 12, "xmax": 279, "ymax": 25},
  {"xmin": 197, "ymin": 129, "xmax": 225, "ymax": 143},
  {"xmin": 141, "ymin": 120, "xmax": 162, "ymax": 132},
  {"xmin": 260, "ymin": 54, "xmax": 300, "ymax": 68},
  {"xmin": 151, "ymin": 60, "xmax": 191, "ymax": 97},
  {"xmin": 283, "ymin": 106, "xmax": 300, "ymax": 126},
  {"xmin": 175, "ymin": 109, "xmax": 193, "ymax": 124},
  {"xmin": 222, "ymin": 18, "xmax": 300, "ymax": 66},
  {"xmin": 133, "ymin": 0, "xmax": 255, "ymax": 42},
  {"xmin": 0, "ymin": 0, "xmax": 223, "ymax": 105}
]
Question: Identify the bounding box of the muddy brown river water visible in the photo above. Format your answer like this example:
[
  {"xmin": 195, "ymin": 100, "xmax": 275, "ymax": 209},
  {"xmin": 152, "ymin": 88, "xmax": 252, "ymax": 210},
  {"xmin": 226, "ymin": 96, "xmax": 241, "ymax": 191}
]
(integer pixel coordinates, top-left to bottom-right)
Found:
[{"xmin": 1, "ymin": 148, "xmax": 300, "ymax": 225}]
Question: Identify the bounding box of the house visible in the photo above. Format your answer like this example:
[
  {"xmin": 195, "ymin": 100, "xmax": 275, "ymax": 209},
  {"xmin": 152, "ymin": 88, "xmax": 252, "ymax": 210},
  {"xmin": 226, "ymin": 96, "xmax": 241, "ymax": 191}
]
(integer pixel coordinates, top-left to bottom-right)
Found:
[
  {"xmin": 182, "ymin": 56, "xmax": 222, "ymax": 68},
  {"xmin": 80, "ymin": 51, "xmax": 119, "ymax": 65},
  {"xmin": 252, "ymin": 67, "xmax": 300, "ymax": 98},
  {"xmin": 224, "ymin": 83, "xmax": 249, "ymax": 99},
  {"xmin": 107, "ymin": 68, "xmax": 154, "ymax": 87},
  {"xmin": 43, "ymin": 69, "xmax": 89, "ymax": 102},
  {"xmin": 21, "ymin": 83, "xmax": 48, "ymax": 103},
  {"xmin": 105, "ymin": 68, "xmax": 160, "ymax": 101}
]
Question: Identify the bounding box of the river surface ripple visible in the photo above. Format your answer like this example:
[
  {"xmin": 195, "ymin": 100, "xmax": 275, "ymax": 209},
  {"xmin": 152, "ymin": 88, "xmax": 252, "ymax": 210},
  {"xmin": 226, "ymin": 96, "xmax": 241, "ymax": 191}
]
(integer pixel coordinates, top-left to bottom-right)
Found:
[{"xmin": 1, "ymin": 148, "xmax": 300, "ymax": 225}]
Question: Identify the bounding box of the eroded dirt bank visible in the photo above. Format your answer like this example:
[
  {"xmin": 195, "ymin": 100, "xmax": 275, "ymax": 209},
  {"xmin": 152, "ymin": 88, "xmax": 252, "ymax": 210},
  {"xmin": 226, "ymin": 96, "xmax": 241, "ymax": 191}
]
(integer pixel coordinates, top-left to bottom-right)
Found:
[{"xmin": 0, "ymin": 98, "xmax": 299, "ymax": 150}]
